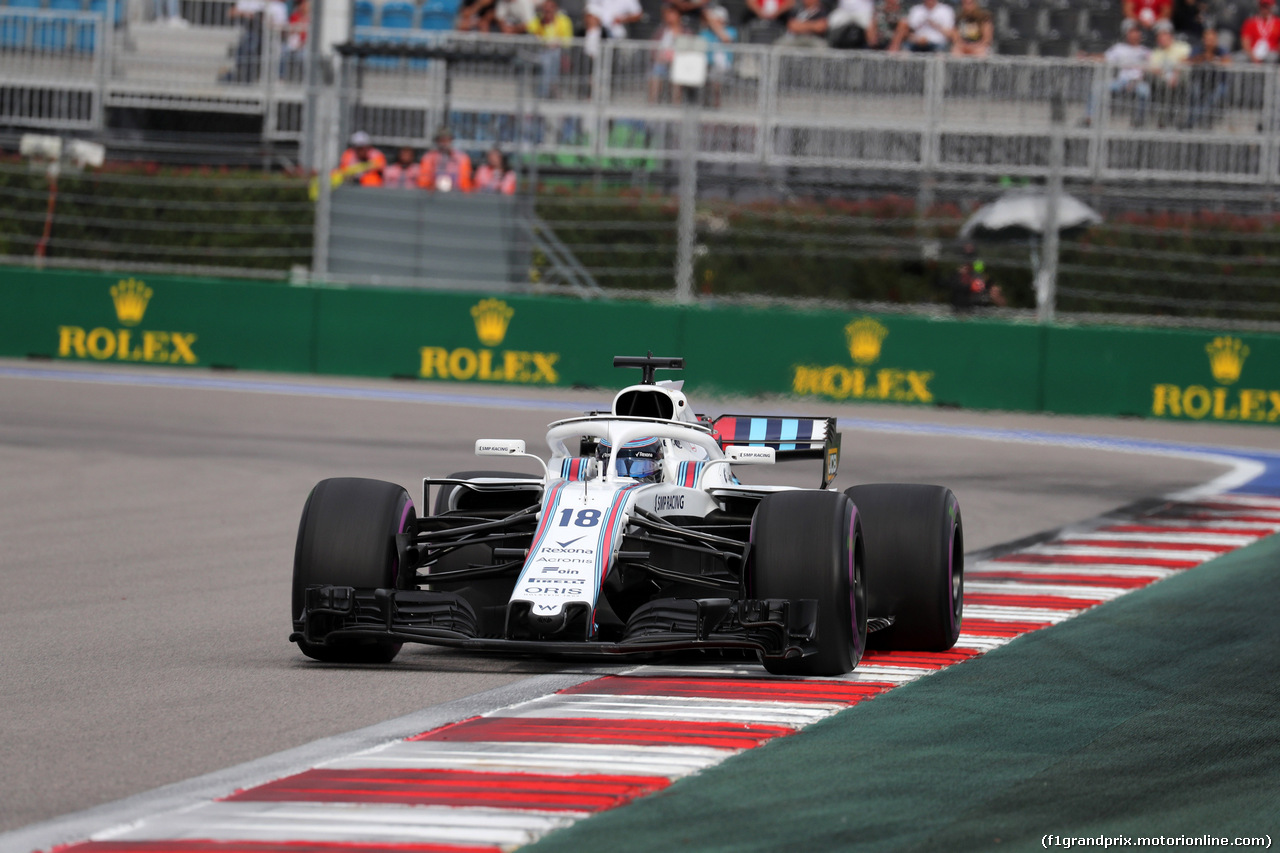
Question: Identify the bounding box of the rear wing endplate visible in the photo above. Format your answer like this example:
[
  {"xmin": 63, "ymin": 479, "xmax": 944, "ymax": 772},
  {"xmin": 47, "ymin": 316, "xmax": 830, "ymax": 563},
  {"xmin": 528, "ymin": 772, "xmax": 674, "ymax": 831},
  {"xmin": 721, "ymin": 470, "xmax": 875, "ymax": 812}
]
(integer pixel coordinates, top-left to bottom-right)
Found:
[{"xmin": 710, "ymin": 415, "xmax": 841, "ymax": 489}]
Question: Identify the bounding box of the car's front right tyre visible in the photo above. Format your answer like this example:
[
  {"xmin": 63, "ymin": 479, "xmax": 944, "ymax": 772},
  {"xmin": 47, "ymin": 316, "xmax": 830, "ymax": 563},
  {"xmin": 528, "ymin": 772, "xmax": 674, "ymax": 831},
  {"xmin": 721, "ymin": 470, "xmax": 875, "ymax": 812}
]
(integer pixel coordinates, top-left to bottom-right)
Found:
[
  {"xmin": 749, "ymin": 490, "xmax": 866, "ymax": 676},
  {"xmin": 292, "ymin": 477, "xmax": 415, "ymax": 663}
]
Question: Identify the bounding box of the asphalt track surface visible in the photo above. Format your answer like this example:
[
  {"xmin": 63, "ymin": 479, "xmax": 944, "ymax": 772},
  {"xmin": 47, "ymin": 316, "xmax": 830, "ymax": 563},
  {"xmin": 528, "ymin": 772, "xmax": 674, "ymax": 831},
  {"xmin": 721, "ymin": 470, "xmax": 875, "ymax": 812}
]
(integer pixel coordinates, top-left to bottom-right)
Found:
[{"xmin": 1, "ymin": 360, "xmax": 1276, "ymax": 837}]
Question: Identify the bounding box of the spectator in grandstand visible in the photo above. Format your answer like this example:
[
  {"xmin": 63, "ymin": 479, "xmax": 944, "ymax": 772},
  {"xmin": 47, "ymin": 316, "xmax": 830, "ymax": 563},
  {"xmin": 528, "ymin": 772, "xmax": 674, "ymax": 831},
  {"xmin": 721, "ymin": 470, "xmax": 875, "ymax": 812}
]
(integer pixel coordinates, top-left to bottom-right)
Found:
[
  {"xmin": 384, "ymin": 147, "xmax": 422, "ymax": 189},
  {"xmin": 492, "ymin": 0, "xmax": 536, "ymax": 32},
  {"xmin": 152, "ymin": 0, "xmax": 188, "ymax": 27},
  {"xmin": 889, "ymin": 0, "xmax": 956, "ymax": 53},
  {"xmin": 870, "ymin": 0, "xmax": 904, "ymax": 48},
  {"xmin": 584, "ymin": 0, "xmax": 644, "ymax": 58},
  {"xmin": 1082, "ymin": 20, "xmax": 1152, "ymax": 126},
  {"xmin": 1147, "ymin": 20, "xmax": 1191, "ymax": 124},
  {"xmin": 826, "ymin": 0, "xmax": 876, "ymax": 49},
  {"xmin": 1171, "ymin": 0, "xmax": 1206, "ymax": 38},
  {"xmin": 950, "ymin": 0, "xmax": 992, "ymax": 57},
  {"xmin": 1149, "ymin": 20, "xmax": 1192, "ymax": 82},
  {"xmin": 1241, "ymin": 0, "xmax": 1280, "ymax": 61},
  {"xmin": 649, "ymin": 4, "xmax": 687, "ymax": 102},
  {"xmin": 668, "ymin": 0, "xmax": 711, "ymax": 28},
  {"xmin": 778, "ymin": 0, "xmax": 830, "ymax": 47},
  {"xmin": 528, "ymin": 0, "xmax": 574, "ymax": 97},
  {"xmin": 280, "ymin": 0, "xmax": 308, "ymax": 81},
  {"xmin": 1124, "ymin": 0, "xmax": 1172, "ymax": 31},
  {"xmin": 457, "ymin": 0, "xmax": 497, "ymax": 31},
  {"xmin": 700, "ymin": 4, "xmax": 738, "ymax": 104},
  {"xmin": 222, "ymin": 0, "xmax": 287, "ymax": 83},
  {"xmin": 337, "ymin": 131, "xmax": 387, "ymax": 187},
  {"xmin": 1185, "ymin": 26, "xmax": 1231, "ymax": 126},
  {"xmin": 474, "ymin": 147, "xmax": 518, "ymax": 194},
  {"xmin": 418, "ymin": 128, "xmax": 473, "ymax": 192},
  {"xmin": 743, "ymin": 0, "xmax": 793, "ymax": 44}
]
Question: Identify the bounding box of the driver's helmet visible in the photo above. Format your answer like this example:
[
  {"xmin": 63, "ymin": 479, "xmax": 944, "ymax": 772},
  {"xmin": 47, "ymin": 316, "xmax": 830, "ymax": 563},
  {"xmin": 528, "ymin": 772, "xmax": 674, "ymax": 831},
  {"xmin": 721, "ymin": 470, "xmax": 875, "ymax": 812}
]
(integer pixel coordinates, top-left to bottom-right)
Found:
[{"xmin": 599, "ymin": 437, "xmax": 664, "ymax": 483}]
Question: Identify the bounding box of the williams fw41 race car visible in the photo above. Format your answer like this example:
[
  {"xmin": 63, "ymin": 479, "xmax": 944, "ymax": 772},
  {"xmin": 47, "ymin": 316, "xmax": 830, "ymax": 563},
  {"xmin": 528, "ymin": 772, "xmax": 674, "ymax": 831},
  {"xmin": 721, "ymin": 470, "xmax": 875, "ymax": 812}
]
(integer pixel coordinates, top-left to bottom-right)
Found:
[{"xmin": 291, "ymin": 356, "xmax": 964, "ymax": 675}]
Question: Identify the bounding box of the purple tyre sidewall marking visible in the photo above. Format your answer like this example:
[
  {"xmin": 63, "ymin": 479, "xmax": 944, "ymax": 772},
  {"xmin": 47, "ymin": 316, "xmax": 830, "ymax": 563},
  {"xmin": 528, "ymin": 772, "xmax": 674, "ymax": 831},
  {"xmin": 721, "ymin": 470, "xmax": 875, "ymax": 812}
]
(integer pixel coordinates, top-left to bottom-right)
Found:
[
  {"xmin": 391, "ymin": 497, "xmax": 414, "ymax": 587},
  {"xmin": 848, "ymin": 503, "xmax": 858, "ymax": 654}
]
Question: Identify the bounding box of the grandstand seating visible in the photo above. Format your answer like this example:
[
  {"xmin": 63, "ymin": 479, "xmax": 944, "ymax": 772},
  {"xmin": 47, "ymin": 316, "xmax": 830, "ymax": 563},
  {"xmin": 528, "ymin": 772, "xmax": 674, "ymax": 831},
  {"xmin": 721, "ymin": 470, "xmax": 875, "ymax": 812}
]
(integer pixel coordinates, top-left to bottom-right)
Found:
[
  {"xmin": 417, "ymin": 0, "xmax": 456, "ymax": 30},
  {"xmin": 381, "ymin": 1, "xmax": 414, "ymax": 27},
  {"xmin": 0, "ymin": 0, "xmax": 121, "ymax": 52},
  {"xmin": 354, "ymin": 0, "xmax": 375, "ymax": 27}
]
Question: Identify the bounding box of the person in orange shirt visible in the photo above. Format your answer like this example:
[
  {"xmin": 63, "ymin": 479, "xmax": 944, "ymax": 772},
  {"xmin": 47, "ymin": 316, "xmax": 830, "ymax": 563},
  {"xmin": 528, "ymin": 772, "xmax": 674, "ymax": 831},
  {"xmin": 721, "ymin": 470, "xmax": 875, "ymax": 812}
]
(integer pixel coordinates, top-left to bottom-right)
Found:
[
  {"xmin": 418, "ymin": 127, "xmax": 473, "ymax": 192},
  {"xmin": 336, "ymin": 131, "xmax": 386, "ymax": 186},
  {"xmin": 474, "ymin": 147, "xmax": 517, "ymax": 194}
]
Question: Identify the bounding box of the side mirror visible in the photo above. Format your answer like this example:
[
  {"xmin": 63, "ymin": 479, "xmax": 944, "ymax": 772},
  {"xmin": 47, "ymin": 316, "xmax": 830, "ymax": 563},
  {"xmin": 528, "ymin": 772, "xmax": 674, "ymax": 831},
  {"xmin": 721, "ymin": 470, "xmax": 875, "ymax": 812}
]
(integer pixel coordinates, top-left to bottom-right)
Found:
[
  {"xmin": 726, "ymin": 445, "xmax": 776, "ymax": 465},
  {"xmin": 476, "ymin": 439, "xmax": 527, "ymax": 456}
]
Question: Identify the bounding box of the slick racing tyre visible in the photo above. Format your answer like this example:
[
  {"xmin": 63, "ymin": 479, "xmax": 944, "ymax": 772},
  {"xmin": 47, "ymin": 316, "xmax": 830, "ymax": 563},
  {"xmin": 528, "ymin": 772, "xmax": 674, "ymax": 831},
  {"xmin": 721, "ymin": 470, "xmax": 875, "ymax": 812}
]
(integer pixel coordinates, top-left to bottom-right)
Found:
[
  {"xmin": 292, "ymin": 477, "xmax": 416, "ymax": 664},
  {"xmin": 844, "ymin": 484, "xmax": 963, "ymax": 651},
  {"xmin": 434, "ymin": 470, "xmax": 541, "ymax": 516},
  {"xmin": 750, "ymin": 490, "xmax": 865, "ymax": 676}
]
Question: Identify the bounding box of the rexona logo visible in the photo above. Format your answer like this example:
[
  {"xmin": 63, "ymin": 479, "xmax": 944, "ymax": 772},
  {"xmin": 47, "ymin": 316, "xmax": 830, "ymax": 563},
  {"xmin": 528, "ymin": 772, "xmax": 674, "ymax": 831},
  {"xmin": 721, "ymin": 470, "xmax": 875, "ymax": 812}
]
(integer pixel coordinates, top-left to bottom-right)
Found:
[
  {"xmin": 1152, "ymin": 336, "xmax": 1279, "ymax": 422},
  {"xmin": 419, "ymin": 298, "xmax": 560, "ymax": 384},
  {"xmin": 57, "ymin": 279, "xmax": 198, "ymax": 364},
  {"xmin": 792, "ymin": 316, "xmax": 935, "ymax": 403}
]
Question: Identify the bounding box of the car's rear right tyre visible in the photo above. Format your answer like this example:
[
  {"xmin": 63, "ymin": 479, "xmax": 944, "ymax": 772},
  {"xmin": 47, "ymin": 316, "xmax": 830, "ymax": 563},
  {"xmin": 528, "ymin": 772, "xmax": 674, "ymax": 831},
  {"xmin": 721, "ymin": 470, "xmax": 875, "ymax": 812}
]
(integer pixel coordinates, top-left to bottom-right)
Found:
[
  {"xmin": 292, "ymin": 477, "xmax": 415, "ymax": 664},
  {"xmin": 749, "ymin": 490, "xmax": 865, "ymax": 676}
]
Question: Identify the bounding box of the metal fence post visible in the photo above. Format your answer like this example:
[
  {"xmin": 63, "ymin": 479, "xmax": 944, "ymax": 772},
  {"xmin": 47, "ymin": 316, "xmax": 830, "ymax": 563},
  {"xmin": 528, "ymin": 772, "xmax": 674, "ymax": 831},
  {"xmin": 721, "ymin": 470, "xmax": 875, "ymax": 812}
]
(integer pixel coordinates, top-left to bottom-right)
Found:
[
  {"xmin": 760, "ymin": 47, "xmax": 778, "ymax": 167},
  {"xmin": 95, "ymin": 0, "xmax": 116, "ymax": 132},
  {"xmin": 1090, "ymin": 59, "xmax": 1107, "ymax": 182},
  {"xmin": 1261, "ymin": 66, "xmax": 1277, "ymax": 214},
  {"xmin": 301, "ymin": 0, "xmax": 324, "ymax": 170},
  {"xmin": 1037, "ymin": 89, "xmax": 1065, "ymax": 325},
  {"xmin": 311, "ymin": 74, "xmax": 338, "ymax": 279},
  {"xmin": 674, "ymin": 86, "xmax": 698, "ymax": 303},
  {"xmin": 918, "ymin": 54, "xmax": 944, "ymax": 215},
  {"xmin": 592, "ymin": 38, "xmax": 609, "ymax": 162},
  {"xmin": 262, "ymin": 13, "xmax": 277, "ymax": 147}
]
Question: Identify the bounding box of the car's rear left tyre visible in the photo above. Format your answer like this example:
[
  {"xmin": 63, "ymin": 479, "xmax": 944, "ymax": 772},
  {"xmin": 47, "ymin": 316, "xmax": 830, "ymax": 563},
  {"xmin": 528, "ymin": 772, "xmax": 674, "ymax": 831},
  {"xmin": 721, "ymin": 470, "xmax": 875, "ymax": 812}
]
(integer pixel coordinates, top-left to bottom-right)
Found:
[
  {"xmin": 292, "ymin": 477, "xmax": 416, "ymax": 663},
  {"xmin": 844, "ymin": 484, "xmax": 963, "ymax": 651},
  {"xmin": 749, "ymin": 490, "xmax": 865, "ymax": 676}
]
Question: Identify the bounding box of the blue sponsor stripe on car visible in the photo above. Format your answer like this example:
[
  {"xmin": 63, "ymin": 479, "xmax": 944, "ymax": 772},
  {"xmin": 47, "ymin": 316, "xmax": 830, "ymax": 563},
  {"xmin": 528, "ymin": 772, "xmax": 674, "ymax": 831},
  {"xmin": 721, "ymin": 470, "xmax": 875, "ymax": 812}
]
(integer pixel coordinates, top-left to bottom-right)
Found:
[
  {"xmin": 779, "ymin": 419, "xmax": 800, "ymax": 452},
  {"xmin": 749, "ymin": 418, "xmax": 767, "ymax": 444}
]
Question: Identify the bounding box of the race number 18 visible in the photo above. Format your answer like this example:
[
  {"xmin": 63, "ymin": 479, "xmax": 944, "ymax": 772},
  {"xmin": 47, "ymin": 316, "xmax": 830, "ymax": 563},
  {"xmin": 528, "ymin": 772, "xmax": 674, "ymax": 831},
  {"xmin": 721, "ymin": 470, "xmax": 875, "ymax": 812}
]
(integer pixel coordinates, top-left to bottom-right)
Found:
[{"xmin": 558, "ymin": 508, "xmax": 601, "ymax": 527}]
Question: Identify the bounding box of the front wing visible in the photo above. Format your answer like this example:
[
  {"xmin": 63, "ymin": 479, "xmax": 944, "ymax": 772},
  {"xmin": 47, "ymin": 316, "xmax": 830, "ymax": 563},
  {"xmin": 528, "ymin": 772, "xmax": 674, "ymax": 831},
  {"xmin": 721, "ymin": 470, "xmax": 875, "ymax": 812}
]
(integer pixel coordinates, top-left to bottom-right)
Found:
[{"xmin": 292, "ymin": 585, "xmax": 822, "ymax": 662}]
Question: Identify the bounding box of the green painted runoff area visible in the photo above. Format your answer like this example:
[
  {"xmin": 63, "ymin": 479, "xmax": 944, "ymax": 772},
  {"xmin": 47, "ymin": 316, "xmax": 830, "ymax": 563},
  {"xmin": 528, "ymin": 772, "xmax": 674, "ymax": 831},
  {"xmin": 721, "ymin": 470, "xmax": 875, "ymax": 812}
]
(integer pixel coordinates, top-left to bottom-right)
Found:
[
  {"xmin": 527, "ymin": 535, "xmax": 1280, "ymax": 853},
  {"xmin": 2, "ymin": 267, "xmax": 1278, "ymax": 425}
]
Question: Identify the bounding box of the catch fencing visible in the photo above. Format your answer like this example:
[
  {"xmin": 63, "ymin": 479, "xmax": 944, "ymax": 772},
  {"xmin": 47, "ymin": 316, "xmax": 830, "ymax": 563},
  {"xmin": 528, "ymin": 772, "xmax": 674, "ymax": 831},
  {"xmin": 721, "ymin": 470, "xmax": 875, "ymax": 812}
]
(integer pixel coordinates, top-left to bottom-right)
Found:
[
  {"xmin": 8, "ymin": 20, "xmax": 1280, "ymax": 186},
  {"xmin": 9, "ymin": 21, "xmax": 1280, "ymax": 321}
]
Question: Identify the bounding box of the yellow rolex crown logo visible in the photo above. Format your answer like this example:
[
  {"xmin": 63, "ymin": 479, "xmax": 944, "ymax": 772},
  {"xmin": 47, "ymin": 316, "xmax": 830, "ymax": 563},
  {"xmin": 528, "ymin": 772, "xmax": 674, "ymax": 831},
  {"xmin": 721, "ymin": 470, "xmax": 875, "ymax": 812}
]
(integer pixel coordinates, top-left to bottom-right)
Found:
[
  {"xmin": 845, "ymin": 317, "xmax": 889, "ymax": 365},
  {"xmin": 1205, "ymin": 336, "xmax": 1248, "ymax": 385},
  {"xmin": 110, "ymin": 278, "xmax": 152, "ymax": 327},
  {"xmin": 471, "ymin": 298, "xmax": 514, "ymax": 347}
]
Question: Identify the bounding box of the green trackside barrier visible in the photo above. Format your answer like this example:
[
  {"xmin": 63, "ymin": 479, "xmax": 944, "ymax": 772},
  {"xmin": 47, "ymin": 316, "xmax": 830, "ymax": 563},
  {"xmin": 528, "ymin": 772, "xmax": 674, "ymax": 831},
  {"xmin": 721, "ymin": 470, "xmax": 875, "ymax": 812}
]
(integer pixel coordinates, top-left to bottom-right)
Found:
[
  {"xmin": 313, "ymin": 288, "xmax": 686, "ymax": 388},
  {"xmin": 684, "ymin": 306, "xmax": 1044, "ymax": 412},
  {"xmin": 1043, "ymin": 324, "xmax": 1280, "ymax": 425},
  {"xmin": 0, "ymin": 268, "xmax": 315, "ymax": 373},
  {"xmin": 310, "ymin": 290, "xmax": 1043, "ymax": 411},
  {"xmin": 6, "ymin": 267, "xmax": 1279, "ymax": 426}
]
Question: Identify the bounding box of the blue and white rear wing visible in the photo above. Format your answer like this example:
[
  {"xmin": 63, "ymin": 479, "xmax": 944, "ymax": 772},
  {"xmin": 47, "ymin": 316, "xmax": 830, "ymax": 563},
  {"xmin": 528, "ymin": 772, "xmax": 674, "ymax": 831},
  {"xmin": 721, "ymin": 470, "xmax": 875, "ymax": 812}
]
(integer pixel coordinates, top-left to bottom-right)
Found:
[{"xmin": 710, "ymin": 415, "xmax": 841, "ymax": 488}]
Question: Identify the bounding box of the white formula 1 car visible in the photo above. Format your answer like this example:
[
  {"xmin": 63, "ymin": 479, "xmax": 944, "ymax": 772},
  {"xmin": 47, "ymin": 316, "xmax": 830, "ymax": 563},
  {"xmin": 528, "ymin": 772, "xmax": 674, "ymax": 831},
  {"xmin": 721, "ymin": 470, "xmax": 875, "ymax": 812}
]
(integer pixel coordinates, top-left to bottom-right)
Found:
[{"xmin": 291, "ymin": 355, "xmax": 963, "ymax": 675}]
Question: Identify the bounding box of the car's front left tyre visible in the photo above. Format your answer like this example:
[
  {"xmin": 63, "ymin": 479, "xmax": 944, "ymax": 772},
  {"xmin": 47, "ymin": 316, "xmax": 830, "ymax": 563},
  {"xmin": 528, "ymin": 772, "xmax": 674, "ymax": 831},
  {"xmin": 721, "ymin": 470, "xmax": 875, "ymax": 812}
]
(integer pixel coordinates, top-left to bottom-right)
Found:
[{"xmin": 292, "ymin": 477, "xmax": 415, "ymax": 663}]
